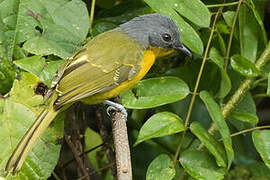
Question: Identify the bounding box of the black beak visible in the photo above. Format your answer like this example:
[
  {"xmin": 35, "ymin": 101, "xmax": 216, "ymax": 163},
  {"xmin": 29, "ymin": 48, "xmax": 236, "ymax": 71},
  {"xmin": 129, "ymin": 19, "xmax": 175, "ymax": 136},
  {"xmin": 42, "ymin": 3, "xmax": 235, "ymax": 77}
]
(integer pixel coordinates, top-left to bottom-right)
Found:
[{"xmin": 175, "ymin": 44, "xmax": 192, "ymax": 57}]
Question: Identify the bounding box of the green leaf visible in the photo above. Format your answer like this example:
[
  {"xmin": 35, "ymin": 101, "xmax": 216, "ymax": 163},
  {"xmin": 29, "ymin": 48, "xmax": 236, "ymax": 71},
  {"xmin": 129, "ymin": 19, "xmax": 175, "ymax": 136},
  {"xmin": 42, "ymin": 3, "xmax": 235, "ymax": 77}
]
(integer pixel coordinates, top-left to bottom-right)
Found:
[
  {"xmin": 216, "ymin": 22, "xmax": 230, "ymax": 35},
  {"xmin": 14, "ymin": 56, "xmax": 63, "ymax": 87},
  {"xmin": 231, "ymin": 55, "xmax": 260, "ymax": 77},
  {"xmin": 85, "ymin": 128, "xmax": 104, "ymax": 171},
  {"xmin": 231, "ymin": 111, "xmax": 258, "ymax": 125},
  {"xmin": 267, "ymin": 72, "xmax": 270, "ymax": 95},
  {"xmin": 169, "ymin": 0, "xmax": 210, "ymax": 27},
  {"xmin": 223, "ymin": 11, "xmax": 235, "ymax": 27},
  {"xmin": 92, "ymin": 21, "xmax": 118, "ymax": 36},
  {"xmin": 122, "ymin": 77, "xmax": 190, "ymax": 109},
  {"xmin": 0, "ymin": 72, "xmax": 64, "ymax": 179},
  {"xmin": 23, "ymin": 36, "xmax": 72, "ymax": 59},
  {"xmin": 2, "ymin": 0, "xmax": 89, "ymax": 60},
  {"xmin": 0, "ymin": 0, "xmax": 19, "ymax": 60},
  {"xmin": 216, "ymin": 31, "xmax": 226, "ymax": 56},
  {"xmin": 180, "ymin": 150, "xmax": 226, "ymax": 180},
  {"xmin": 14, "ymin": 56, "xmax": 45, "ymax": 77},
  {"xmin": 252, "ymin": 130, "xmax": 270, "ymax": 169},
  {"xmin": 39, "ymin": 60, "xmax": 63, "ymax": 87},
  {"xmin": 228, "ymin": 91, "xmax": 257, "ymax": 131},
  {"xmin": 134, "ymin": 112, "xmax": 186, "ymax": 146},
  {"xmin": 8, "ymin": 73, "xmax": 43, "ymax": 113},
  {"xmin": 144, "ymin": 0, "xmax": 204, "ymax": 54},
  {"xmin": 98, "ymin": 6, "xmax": 153, "ymax": 25},
  {"xmin": 239, "ymin": 4, "xmax": 260, "ymax": 62},
  {"xmin": 246, "ymin": 0, "xmax": 268, "ymax": 46},
  {"xmin": 209, "ymin": 48, "xmax": 231, "ymax": 98},
  {"xmin": 146, "ymin": 154, "xmax": 175, "ymax": 180},
  {"xmin": 190, "ymin": 122, "xmax": 227, "ymax": 167},
  {"xmin": 0, "ymin": 58, "xmax": 15, "ymax": 94},
  {"xmin": 200, "ymin": 91, "xmax": 234, "ymax": 169}
]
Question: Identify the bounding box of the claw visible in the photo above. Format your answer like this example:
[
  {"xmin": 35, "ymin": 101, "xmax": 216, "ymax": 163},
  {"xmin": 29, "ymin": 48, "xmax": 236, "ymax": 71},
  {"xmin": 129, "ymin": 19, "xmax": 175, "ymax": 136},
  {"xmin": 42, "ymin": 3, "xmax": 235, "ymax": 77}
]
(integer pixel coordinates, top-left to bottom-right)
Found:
[{"xmin": 104, "ymin": 100, "xmax": 128, "ymax": 118}]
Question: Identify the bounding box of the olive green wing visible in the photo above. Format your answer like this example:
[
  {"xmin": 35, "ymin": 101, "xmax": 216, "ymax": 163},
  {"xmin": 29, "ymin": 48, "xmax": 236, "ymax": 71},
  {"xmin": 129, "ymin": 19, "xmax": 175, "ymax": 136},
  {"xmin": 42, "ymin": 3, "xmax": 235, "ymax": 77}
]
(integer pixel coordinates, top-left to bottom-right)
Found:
[{"xmin": 53, "ymin": 30, "xmax": 145, "ymax": 109}]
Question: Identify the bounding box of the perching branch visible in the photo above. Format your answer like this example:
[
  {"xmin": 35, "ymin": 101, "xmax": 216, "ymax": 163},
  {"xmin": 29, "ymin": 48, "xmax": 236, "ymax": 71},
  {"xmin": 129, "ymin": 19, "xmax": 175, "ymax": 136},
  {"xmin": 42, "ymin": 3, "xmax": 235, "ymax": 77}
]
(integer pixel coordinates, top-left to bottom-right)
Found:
[{"xmin": 110, "ymin": 111, "xmax": 132, "ymax": 180}]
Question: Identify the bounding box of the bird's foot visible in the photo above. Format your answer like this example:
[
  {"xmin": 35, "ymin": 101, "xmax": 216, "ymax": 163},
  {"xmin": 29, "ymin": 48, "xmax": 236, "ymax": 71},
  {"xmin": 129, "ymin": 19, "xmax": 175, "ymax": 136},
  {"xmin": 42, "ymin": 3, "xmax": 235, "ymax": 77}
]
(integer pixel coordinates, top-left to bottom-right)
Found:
[{"xmin": 104, "ymin": 100, "xmax": 128, "ymax": 118}]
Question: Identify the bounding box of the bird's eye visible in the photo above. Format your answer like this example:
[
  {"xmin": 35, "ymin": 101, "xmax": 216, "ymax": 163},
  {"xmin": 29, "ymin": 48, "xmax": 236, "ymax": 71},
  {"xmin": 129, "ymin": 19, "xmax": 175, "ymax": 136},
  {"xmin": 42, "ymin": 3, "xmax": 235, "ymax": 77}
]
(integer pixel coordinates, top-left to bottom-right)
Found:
[{"xmin": 162, "ymin": 33, "xmax": 172, "ymax": 42}]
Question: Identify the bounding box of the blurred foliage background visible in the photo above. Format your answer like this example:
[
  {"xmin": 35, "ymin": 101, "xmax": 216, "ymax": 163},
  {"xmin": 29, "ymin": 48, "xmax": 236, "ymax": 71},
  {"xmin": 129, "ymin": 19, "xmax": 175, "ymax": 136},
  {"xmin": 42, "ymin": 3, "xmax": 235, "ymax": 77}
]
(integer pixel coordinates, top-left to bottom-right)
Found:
[{"xmin": 1, "ymin": 0, "xmax": 270, "ymax": 179}]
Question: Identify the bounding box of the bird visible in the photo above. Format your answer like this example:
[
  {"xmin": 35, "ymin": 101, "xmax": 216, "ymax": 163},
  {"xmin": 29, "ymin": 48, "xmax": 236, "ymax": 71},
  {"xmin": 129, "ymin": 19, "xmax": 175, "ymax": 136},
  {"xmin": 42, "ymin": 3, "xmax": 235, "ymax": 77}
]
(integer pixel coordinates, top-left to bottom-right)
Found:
[{"xmin": 5, "ymin": 13, "xmax": 191, "ymax": 174}]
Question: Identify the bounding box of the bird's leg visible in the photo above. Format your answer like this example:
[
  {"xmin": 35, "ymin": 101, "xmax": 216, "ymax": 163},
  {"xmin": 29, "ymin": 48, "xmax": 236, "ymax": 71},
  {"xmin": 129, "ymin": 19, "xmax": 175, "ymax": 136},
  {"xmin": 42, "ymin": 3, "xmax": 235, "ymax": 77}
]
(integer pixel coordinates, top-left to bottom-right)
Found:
[{"xmin": 103, "ymin": 100, "xmax": 128, "ymax": 118}]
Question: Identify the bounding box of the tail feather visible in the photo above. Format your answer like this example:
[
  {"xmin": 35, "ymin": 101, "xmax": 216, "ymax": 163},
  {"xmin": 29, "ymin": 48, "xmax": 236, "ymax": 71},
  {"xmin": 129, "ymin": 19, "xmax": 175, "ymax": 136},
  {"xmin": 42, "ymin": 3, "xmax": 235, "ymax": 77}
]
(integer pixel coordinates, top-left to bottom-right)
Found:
[{"xmin": 5, "ymin": 106, "xmax": 58, "ymax": 174}]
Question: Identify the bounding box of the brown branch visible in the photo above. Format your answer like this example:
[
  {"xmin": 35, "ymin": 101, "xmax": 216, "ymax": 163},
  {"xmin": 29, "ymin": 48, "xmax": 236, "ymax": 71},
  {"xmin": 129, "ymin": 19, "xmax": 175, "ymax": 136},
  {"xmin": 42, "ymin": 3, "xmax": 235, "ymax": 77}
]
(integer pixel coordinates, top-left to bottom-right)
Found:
[
  {"xmin": 110, "ymin": 111, "xmax": 132, "ymax": 180},
  {"xmin": 65, "ymin": 134, "xmax": 90, "ymax": 180}
]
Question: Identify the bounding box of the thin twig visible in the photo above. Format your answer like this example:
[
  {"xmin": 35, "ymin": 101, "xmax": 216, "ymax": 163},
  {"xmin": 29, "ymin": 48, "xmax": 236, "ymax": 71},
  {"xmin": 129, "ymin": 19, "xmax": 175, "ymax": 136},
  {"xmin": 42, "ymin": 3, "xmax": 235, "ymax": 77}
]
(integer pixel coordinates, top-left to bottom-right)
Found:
[
  {"xmin": 90, "ymin": 163, "xmax": 114, "ymax": 175},
  {"xmin": 207, "ymin": 1, "xmax": 239, "ymax": 8},
  {"xmin": 224, "ymin": 0, "xmax": 243, "ymax": 70},
  {"xmin": 89, "ymin": 0, "xmax": 96, "ymax": 35},
  {"xmin": 110, "ymin": 111, "xmax": 132, "ymax": 180},
  {"xmin": 173, "ymin": 8, "xmax": 223, "ymax": 163},
  {"xmin": 230, "ymin": 125, "xmax": 270, "ymax": 137},
  {"xmin": 52, "ymin": 171, "xmax": 61, "ymax": 180},
  {"xmin": 65, "ymin": 134, "xmax": 90, "ymax": 180}
]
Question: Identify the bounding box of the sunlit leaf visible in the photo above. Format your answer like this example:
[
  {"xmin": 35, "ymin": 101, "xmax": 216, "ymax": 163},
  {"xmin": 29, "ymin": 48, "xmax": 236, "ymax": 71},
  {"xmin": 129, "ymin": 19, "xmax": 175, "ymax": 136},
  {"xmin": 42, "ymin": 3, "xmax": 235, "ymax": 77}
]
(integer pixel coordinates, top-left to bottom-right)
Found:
[
  {"xmin": 134, "ymin": 112, "xmax": 186, "ymax": 146},
  {"xmin": 146, "ymin": 154, "xmax": 175, "ymax": 180},
  {"xmin": 14, "ymin": 56, "xmax": 45, "ymax": 77},
  {"xmin": 252, "ymin": 130, "xmax": 270, "ymax": 169},
  {"xmin": 231, "ymin": 55, "xmax": 260, "ymax": 77},
  {"xmin": 169, "ymin": 0, "xmax": 210, "ymax": 27},
  {"xmin": 223, "ymin": 11, "xmax": 235, "ymax": 27},
  {"xmin": 0, "ymin": 72, "xmax": 64, "ymax": 179},
  {"xmin": 122, "ymin": 77, "xmax": 189, "ymax": 109},
  {"xmin": 231, "ymin": 111, "xmax": 258, "ymax": 125},
  {"xmin": 14, "ymin": 56, "xmax": 63, "ymax": 87}
]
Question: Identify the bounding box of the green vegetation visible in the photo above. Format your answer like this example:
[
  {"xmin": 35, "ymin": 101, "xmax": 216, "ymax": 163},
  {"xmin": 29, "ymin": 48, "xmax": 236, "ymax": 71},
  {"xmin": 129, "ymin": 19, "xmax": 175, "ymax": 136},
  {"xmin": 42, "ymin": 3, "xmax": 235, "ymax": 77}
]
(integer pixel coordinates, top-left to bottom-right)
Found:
[{"xmin": 0, "ymin": 0, "xmax": 270, "ymax": 179}]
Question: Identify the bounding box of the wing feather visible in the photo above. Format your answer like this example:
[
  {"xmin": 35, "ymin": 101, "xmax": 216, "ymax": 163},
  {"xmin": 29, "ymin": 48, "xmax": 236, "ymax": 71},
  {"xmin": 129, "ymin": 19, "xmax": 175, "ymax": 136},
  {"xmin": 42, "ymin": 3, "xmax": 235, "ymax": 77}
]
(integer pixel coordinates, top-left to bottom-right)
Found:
[{"xmin": 54, "ymin": 29, "xmax": 145, "ymax": 108}]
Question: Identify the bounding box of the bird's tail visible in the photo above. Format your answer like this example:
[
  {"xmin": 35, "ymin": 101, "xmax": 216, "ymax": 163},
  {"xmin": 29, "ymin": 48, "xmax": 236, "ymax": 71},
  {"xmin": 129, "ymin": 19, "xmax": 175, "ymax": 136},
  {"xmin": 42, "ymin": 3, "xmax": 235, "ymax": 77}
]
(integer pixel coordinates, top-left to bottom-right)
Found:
[{"xmin": 5, "ymin": 104, "xmax": 58, "ymax": 174}]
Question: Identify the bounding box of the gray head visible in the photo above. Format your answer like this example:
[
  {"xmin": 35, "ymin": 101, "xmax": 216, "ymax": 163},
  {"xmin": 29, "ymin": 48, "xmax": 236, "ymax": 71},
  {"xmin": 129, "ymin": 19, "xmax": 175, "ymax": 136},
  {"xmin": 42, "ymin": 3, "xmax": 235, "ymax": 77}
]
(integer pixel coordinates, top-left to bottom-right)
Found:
[{"xmin": 119, "ymin": 13, "xmax": 191, "ymax": 56}]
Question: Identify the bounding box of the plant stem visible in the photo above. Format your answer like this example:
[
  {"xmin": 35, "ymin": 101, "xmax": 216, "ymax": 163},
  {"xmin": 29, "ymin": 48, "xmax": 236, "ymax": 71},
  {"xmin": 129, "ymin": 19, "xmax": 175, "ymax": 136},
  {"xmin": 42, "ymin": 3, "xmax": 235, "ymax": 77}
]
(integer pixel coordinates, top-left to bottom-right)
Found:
[
  {"xmin": 224, "ymin": 0, "xmax": 243, "ymax": 70},
  {"xmin": 254, "ymin": 94, "xmax": 270, "ymax": 98},
  {"xmin": 209, "ymin": 42, "xmax": 270, "ymax": 135},
  {"xmin": 173, "ymin": 8, "xmax": 222, "ymax": 163},
  {"xmin": 230, "ymin": 125, "xmax": 270, "ymax": 137},
  {"xmin": 89, "ymin": 0, "xmax": 96, "ymax": 35},
  {"xmin": 207, "ymin": 1, "xmax": 239, "ymax": 8},
  {"xmin": 184, "ymin": 7, "xmax": 222, "ymax": 128}
]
